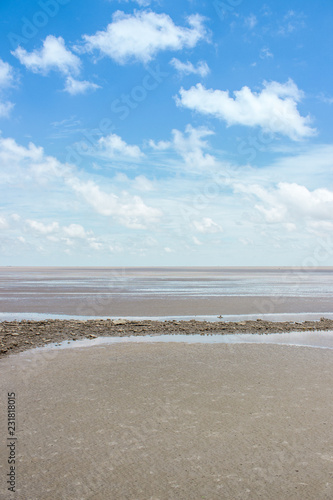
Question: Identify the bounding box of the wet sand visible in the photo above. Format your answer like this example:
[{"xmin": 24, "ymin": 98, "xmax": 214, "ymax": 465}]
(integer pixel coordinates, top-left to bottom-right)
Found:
[
  {"xmin": 1, "ymin": 342, "xmax": 332, "ymax": 499},
  {"xmin": 2, "ymin": 295, "xmax": 333, "ymax": 318}
]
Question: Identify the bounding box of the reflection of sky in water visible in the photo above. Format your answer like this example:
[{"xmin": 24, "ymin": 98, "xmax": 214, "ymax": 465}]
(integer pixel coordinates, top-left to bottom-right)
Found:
[
  {"xmin": 30, "ymin": 331, "xmax": 333, "ymax": 353},
  {"xmin": 1, "ymin": 312, "xmax": 333, "ymax": 322},
  {"xmin": 1, "ymin": 269, "xmax": 333, "ymax": 297}
]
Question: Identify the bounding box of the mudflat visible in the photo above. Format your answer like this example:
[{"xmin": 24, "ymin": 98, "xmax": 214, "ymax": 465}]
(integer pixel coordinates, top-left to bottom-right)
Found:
[
  {"xmin": 1, "ymin": 266, "xmax": 333, "ymax": 317},
  {"xmin": 0, "ymin": 342, "xmax": 332, "ymax": 499}
]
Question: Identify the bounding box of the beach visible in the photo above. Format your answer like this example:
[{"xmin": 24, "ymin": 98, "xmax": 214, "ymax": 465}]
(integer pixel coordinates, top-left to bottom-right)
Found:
[
  {"xmin": 1, "ymin": 267, "xmax": 333, "ymax": 499},
  {"xmin": 1, "ymin": 342, "xmax": 333, "ymax": 499}
]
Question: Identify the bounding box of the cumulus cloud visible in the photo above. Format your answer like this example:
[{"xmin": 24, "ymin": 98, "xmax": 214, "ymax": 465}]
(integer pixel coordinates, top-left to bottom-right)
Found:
[
  {"xmin": 21, "ymin": 218, "xmax": 105, "ymax": 252},
  {"xmin": 27, "ymin": 220, "xmax": 59, "ymax": 234},
  {"xmin": 149, "ymin": 124, "xmax": 216, "ymax": 169},
  {"xmin": 176, "ymin": 79, "xmax": 316, "ymax": 140},
  {"xmin": 0, "ymin": 59, "xmax": 14, "ymax": 88},
  {"xmin": 0, "ymin": 216, "xmax": 8, "ymax": 229},
  {"xmin": 12, "ymin": 35, "xmax": 81, "ymax": 76},
  {"xmin": 235, "ymin": 182, "xmax": 333, "ymax": 224},
  {"xmin": 98, "ymin": 133, "xmax": 144, "ymax": 158},
  {"xmin": 67, "ymin": 177, "xmax": 161, "ymax": 229},
  {"xmin": 170, "ymin": 58, "xmax": 210, "ymax": 77},
  {"xmin": 0, "ymin": 59, "xmax": 15, "ymax": 118},
  {"xmin": 63, "ymin": 223, "xmax": 90, "ymax": 238},
  {"xmin": 0, "ymin": 135, "xmax": 160, "ymax": 231},
  {"xmin": 192, "ymin": 217, "xmax": 222, "ymax": 233},
  {"xmin": 64, "ymin": 77, "xmax": 100, "ymax": 95},
  {"xmin": 80, "ymin": 11, "xmax": 207, "ymax": 63},
  {"xmin": 0, "ymin": 137, "xmax": 44, "ymax": 165}
]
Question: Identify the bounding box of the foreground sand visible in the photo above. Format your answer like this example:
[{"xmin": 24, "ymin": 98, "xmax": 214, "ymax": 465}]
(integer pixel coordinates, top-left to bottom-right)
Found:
[{"xmin": 1, "ymin": 342, "xmax": 332, "ymax": 499}]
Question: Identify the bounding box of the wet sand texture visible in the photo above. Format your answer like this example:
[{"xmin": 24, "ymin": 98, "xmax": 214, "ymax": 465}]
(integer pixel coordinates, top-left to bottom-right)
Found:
[{"xmin": 1, "ymin": 343, "xmax": 333, "ymax": 499}]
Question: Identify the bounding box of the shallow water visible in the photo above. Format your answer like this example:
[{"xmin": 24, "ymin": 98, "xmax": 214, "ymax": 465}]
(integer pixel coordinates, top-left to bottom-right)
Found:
[
  {"xmin": 1, "ymin": 267, "xmax": 333, "ymax": 318},
  {"xmin": 1, "ymin": 311, "xmax": 333, "ymax": 323}
]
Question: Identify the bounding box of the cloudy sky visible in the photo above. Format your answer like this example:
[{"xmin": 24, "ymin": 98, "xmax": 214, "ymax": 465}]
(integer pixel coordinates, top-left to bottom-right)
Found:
[{"xmin": 0, "ymin": 0, "xmax": 332, "ymax": 266}]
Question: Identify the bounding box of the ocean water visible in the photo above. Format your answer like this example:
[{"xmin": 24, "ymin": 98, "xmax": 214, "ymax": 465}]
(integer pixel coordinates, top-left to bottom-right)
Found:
[{"xmin": 0, "ymin": 267, "xmax": 333, "ymax": 321}]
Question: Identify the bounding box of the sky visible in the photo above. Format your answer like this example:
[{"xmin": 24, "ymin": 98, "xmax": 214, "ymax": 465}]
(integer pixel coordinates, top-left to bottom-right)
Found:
[{"xmin": 0, "ymin": 0, "xmax": 333, "ymax": 266}]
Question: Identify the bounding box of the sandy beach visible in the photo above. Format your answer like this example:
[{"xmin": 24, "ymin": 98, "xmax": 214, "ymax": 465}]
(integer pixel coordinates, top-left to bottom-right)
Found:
[
  {"xmin": 1, "ymin": 268, "xmax": 332, "ymax": 498},
  {"xmin": 1, "ymin": 341, "xmax": 332, "ymax": 499}
]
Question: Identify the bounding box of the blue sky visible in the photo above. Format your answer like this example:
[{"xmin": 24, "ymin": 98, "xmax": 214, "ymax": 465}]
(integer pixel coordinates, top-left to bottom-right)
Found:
[{"xmin": 0, "ymin": 0, "xmax": 333, "ymax": 266}]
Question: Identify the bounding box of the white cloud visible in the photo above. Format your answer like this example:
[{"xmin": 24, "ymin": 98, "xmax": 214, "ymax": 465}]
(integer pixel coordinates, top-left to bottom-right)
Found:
[
  {"xmin": 67, "ymin": 177, "xmax": 161, "ymax": 229},
  {"xmin": 63, "ymin": 224, "xmax": 90, "ymax": 238},
  {"xmin": 172, "ymin": 125, "xmax": 216, "ymax": 169},
  {"xmin": 235, "ymin": 182, "xmax": 333, "ymax": 224},
  {"xmin": 132, "ymin": 175, "xmax": 154, "ymax": 191},
  {"xmin": 27, "ymin": 220, "xmax": 59, "ymax": 234},
  {"xmin": 0, "ymin": 137, "xmax": 44, "ymax": 164},
  {"xmin": 64, "ymin": 76, "xmax": 100, "ymax": 95},
  {"xmin": 149, "ymin": 124, "xmax": 216, "ymax": 169},
  {"xmin": 81, "ymin": 11, "xmax": 207, "ymax": 63},
  {"xmin": 170, "ymin": 58, "xmax": 210, "ymax": 77},
  {"xmin": 260, "ymin": 47, "xmax": 273, "ymax": 59},
  {"xmin": 114, "ymin": 0, "xmax": 152, "ymax": 5},
  {"xmin": 12, "ymin": 35, "xmax": 81, "ymax": 76},
  {"xmin": 277, "ymin": 10, "xmax": 306, "ymax": 36},
  {"xmin": 87, "ymin": 237, "xmax": 103, "ymax": 250},
  {"xmin": 0, "ymin": 59, "xmax": 15, "ymax": 118},
  {"xmin": 0, "ymin": 101, "xmax": 14, "ymax": 118},
  {"xmin": 0, "ymin": 135, "xmax": 160, "ymax": 232},
  {"xmin": 148, "ymin": 139, "xmax": 170, "ymax": 150},
  {"xmin": 192, "ymin": 217, "xmax": 222, "ymax": 233},
  {"xmin": 0, "ymin": 216, "xmax": 8, "ymax": 229},
  {"xmin": 98, "ymin": 133, "xmax": 144, "ymax": 158},
  {"xmin": 176, "ymin": 80, "xmax": 315, "ymax": 140},
  {"xmin": 317, "ymin": 93, "xmax": 333, "ymax": 105},
  {"xmin": 245, "ymin": 14, "xmax": 257, "ymax": 29},
  {"xmin": 0, "ymin": 59, "xmax": 14, "ymax": 88}
]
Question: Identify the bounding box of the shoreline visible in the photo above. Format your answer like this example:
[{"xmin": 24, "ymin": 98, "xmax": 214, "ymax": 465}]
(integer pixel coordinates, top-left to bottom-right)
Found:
[{"xmin": 1, "ymin": 317, "xmax": 333, "ymax": 359}]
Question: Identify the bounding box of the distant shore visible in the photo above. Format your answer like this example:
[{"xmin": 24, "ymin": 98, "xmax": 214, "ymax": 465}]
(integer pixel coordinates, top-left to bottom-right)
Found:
[{"xmin": 1, "ymin": 317, "xmax": 333, "ymax": 358}]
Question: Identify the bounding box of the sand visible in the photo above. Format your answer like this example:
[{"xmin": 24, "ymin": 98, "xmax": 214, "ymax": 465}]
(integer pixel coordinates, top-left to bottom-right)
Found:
[{"xmin": 1, "ymin": 341, "xmax": 333, "ymax": 499}]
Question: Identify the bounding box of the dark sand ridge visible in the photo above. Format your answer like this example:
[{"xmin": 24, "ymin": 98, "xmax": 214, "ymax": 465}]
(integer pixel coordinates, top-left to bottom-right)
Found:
[
  {"xmin": 1, "ymin": 317, "xmax": 333, "ymax": 358},
  {"xmin": 0, "ymin": 342, "xmax": 332, "ymax": 499}
]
